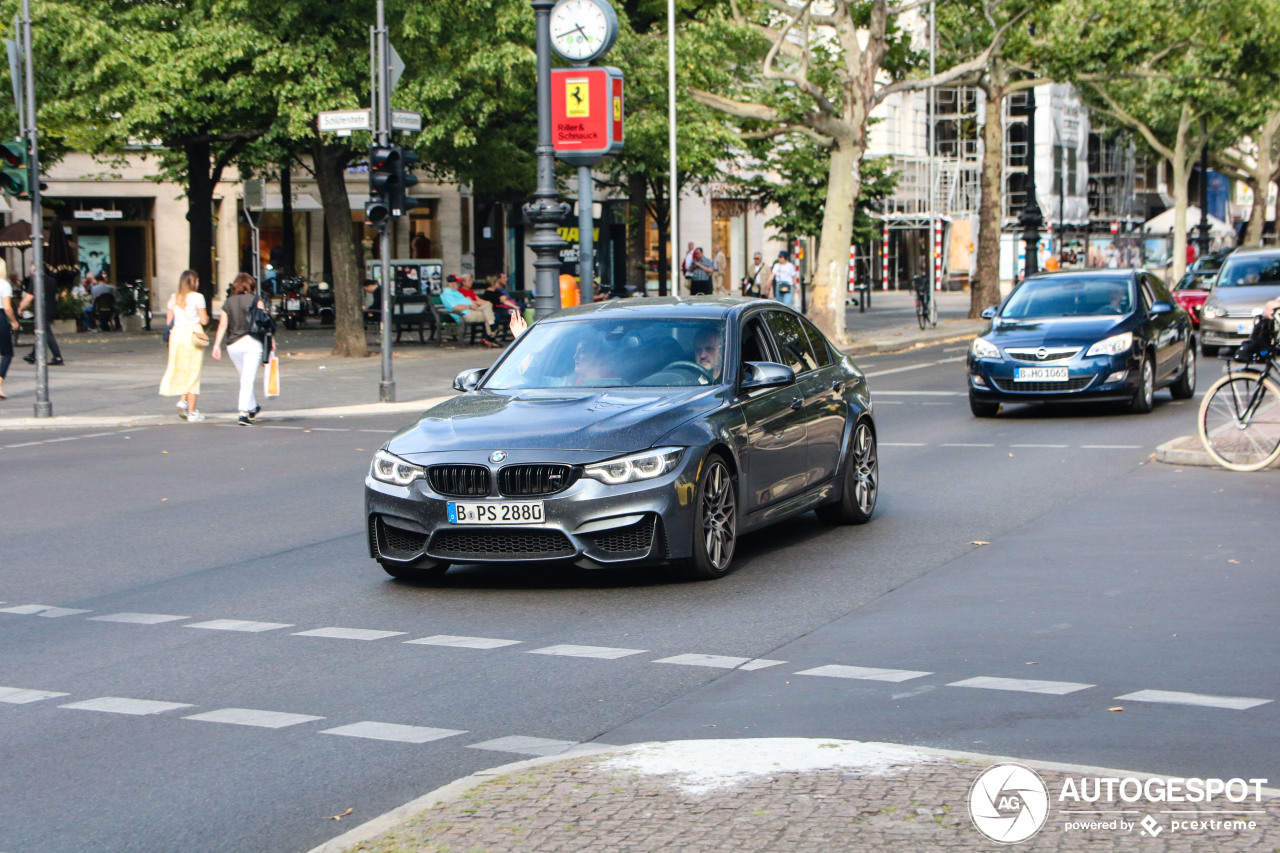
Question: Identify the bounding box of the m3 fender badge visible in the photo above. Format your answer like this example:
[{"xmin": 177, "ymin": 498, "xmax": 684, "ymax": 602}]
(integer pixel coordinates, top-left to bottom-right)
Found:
[{"xmin": 489, "ymin": 451, "xmax": 507, "ymax": 463}]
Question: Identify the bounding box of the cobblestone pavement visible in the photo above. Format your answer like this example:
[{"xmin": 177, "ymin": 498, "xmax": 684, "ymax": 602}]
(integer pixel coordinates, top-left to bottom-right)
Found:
[{"xmin": 318, "ymin": 741, "xmax": 1280, "ymax": 853}]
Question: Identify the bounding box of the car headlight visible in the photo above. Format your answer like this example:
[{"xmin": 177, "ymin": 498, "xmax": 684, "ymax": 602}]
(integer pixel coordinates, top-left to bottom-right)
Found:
[
  {"xmin": 1202, "ymin": 303, "xmax": 1224, "ymax": 319},
  {"xmin": 970, "ymin": 337, "xmax": 1000, "ymax": 359},
  {"xmin": 583, "ymin": 447, "xmax": 684, "ymax": 485},
  {"xmin": 1086, "ymin": 331, "xmax": 1134, "ymax": 357},
  {"xmin": 371, "ymin": 450, "xmax": 425, "ymax": 486}
]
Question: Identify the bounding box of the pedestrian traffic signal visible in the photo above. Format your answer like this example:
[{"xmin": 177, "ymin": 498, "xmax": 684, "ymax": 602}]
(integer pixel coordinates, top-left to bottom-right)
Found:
[
  {"xmin": 393, "ymin": 148, "xmax": 420, "ymax": 217},
  {"xmin": 0, "ymin": 139, "xmax": 30, "ymax": 198},
  {"xmin": 366, "ymin": 145, "xmax": 398, "ymax": 226}
]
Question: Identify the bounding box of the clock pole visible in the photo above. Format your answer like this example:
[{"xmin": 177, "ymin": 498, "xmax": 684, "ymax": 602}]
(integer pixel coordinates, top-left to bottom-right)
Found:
[{"xmin": 527, "ymin": 0, "xmax": 570, "ymax": 320}]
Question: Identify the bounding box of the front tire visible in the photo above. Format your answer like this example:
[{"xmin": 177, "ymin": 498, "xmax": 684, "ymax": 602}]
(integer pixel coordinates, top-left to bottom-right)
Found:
[
  {"xmin": 670, "ymin": 453, "xmax": 738, "ymax": 580},
  {"xmin": 1201, "ymin": 341, "xmax": 1219, "ymax": 359},
  {"xmin": 969, "ymin": 393, "xmax": 1000, "ymax": 417},
  {"xmin": 816, "ymin": 420, "xmax": 878, "ymax": 525},
  {"xmin": 1128, "ymin": 353, "xmax": 1155, "ymax": 414}
]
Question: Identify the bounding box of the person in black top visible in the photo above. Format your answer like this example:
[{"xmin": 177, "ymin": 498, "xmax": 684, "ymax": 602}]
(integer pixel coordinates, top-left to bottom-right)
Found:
[{"xmin": 19, "ymin": 264, "xmax": 64, "ymax": 365}]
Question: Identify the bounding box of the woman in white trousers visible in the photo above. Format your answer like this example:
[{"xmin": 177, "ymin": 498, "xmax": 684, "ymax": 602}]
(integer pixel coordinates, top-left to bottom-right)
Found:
[{"xmin": 212, "ymin": 273, "xmax": 274, "ymax": 426}]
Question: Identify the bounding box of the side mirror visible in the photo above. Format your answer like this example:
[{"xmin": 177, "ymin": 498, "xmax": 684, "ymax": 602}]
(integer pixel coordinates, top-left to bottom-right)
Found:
[
  {"xmin": 740, "ymin": 361, "xmax": 796, "ymax": 391},
  {"xmin": 981, "ymin": 306, "xmax": 998, "ymax": 320},
  {"xmin": 452, "ymin": 368, "xmax": 487, "ymax": 392},
  {"xmin": 1150, "ymin": 300, "xmax": 1174, "ymax": 316}
]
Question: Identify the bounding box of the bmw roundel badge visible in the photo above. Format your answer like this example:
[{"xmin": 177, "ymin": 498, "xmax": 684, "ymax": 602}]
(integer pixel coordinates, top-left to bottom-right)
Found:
[{"xmin": 489, "ymin": 450, "xmax": 507, "ymax": 464}]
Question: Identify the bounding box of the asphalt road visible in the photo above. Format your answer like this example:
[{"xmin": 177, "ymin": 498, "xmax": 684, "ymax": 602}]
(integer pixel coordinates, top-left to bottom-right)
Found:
[{"xmin": 1, "ymin": 343, "xmax": 1276, "ymax": 853}]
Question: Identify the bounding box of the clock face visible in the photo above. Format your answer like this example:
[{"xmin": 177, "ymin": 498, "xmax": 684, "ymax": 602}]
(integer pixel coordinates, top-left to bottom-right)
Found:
[{"xmin": 550, "ymin": 0, "xmax": 615, "ymax": 62}]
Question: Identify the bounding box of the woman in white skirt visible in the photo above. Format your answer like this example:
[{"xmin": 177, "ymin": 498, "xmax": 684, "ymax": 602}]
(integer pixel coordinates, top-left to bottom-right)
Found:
[
  {"xmin": 212, "ymin": 273, "xmax": 274, "ymax": 426},
  {"xmin": 158, "ymin": 270, "xmax": 209, "ymax": 421}
]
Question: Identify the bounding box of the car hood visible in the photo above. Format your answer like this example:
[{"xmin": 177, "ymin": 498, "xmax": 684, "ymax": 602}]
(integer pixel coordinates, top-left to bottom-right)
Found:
[
  {"xmin": 1206, "ymin": 284, "xmax": 1280, "ymax": 308},
  {"xmin": 983, "ymin": 315, "xmax": 1132, "ymax": 348},
  {"xmin": 386, "ymin": 387, "xmax": 724, "ymax": 455}
]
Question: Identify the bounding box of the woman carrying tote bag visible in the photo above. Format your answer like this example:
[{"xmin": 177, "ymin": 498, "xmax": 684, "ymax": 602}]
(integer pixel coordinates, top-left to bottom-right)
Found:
[
  {"xmin": 212, "ymin": 273, "xmax": 275, "ymax": 426},
  {"xmin": 159, "ymin": 269, "xmax": 210, "ymax": 421}
]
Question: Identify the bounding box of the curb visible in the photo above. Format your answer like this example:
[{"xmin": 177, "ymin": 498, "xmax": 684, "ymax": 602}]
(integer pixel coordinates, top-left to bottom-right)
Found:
[
  {"xmin": 1155, "ymin": 435, "xmax": 1215, "ymax": 467},
  {"xmin": 303, "ymin": 737, "xmax": 1280, "ymax": 853},
  {"xmin": 0, "ymin": 396, "xmax": 452, "ymax": 431}
]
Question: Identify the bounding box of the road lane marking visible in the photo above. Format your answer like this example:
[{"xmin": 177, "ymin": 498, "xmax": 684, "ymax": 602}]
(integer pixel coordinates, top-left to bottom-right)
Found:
[
  {"xmin": 468, "ymin": 736, "xmax": 581, "ymax": 756},
  {"xmin": 880, "ymin": 442, "xmax": 927, "ymax": 447},
  {"xmin": 1010, "ymin": 444, "xmax": 1069, "ymax": 448},
  {"xmin": 2, "ymin": 428, "xmax": 148, "ymax": 450},
  {"xmin": 796, "ymin": 664, "xmax": 932, "ymax": 683},
  {"xmin": 1080, "ymin": 444, "xmax": 1142, "ymax": 449},
  {"xmin": 528, "ymin": 644, "xmax": 647, "ymax": 660},
  {"xmin": 405, "ymin": 635, "xmax": 523, "ymax": 649},
  {"xmin": 739, "ymin": 659, "xmax": 787, "ymax": 671},
  {"xmin": 89, "ymin": 613, "xmax": 189, "ymax": 625},
  {"xmin": 0, "ymin": 686, "xmax": 69, "ymax": 704},
  {"xmin": 61, "ymin": 697, "xmax": 193, "ymax": 715},
  {"xmin": 184, "ymin": 619, "xmax": 294, "ymax": 633},
  {"xmin": 872, "ymin": 390, "xmax": 966, "ymax": 396},
  {"xmin": 184, "ymin": 708, "xmax": 324, "ymax": 728},
  {"xmin": 949, "ymin": 676, "xmax": 1094, "ymax": 695},
  {"xmin": 653, "ymin": 653, "xmax": 750, "ymax": 668},
  {"xmin": 865, "ymin": 357, "xmax": 966, "ymax": 378},
  {"xmin": 0, "ymin": 604, "xmax": 92, "ymax": 617},
  {"xmin": 293, "ymin": 627, "xmax": 406, "ymax": 641},
  {"xmin": 941, "ymin": 443, "xmax": 995, "ymax": 447},
  {"xmin": 320, "ymin": 722, "xmax": 467, "ymax": 743},
  {"xmin": 1114, "ymin": 690, "xmax": 1272, "ymax": 711}
]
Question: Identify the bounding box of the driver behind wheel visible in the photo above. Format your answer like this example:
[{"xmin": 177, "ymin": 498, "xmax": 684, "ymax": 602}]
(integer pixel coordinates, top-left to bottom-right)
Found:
[{"xmin": 693, "ymin": 327, "xmax": 724, "ymax": 383}]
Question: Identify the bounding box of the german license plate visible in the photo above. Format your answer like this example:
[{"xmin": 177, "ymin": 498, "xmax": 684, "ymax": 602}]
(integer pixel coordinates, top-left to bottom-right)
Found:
[
  {"xmin": 1238, "ymin": 322, "xmax": 1252, "ymax": 334},
  {"xmin": 286, "ymin": 299, "xmax": 302, "ymax": 310},
  {"xmin": 1015, "ymin": 366, "xmax": 1069, "ymax": 382},
  {"xmin": 447, "ymin": 500, "xmax": 545, "ymax": 525}
]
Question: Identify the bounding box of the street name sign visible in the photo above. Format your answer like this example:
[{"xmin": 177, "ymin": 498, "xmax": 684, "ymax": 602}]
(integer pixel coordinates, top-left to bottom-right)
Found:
[
  {"xmin": 318, "ymin": 109, "xmax": 372, "ymax": 133},
  {"xmin": 391, "ymin": 110, "xmax": 422, "ymax": 132}
]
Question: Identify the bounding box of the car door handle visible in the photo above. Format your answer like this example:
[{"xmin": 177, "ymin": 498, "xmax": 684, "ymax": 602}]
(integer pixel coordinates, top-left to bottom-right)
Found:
[
  {"xmin": 831, "ymin": 380, "xmax": 843, "ymax": 392},
  {"xmin": 790, "ymin": 397, "xmax": 803, "ymax": 410}
]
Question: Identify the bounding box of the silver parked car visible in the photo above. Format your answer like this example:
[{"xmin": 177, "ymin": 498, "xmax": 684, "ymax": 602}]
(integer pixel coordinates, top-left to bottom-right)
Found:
[{"xmin": 1199, "ymin": 248, "xmax": 1280, "ymax": 357}]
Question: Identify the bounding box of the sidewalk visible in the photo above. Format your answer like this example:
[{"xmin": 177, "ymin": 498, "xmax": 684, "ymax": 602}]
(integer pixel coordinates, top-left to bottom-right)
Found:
[
  {"xmin": 0, "ymin": 293, "xmax": 984, "ymax": 430},
  {"xmin": 311, "ymin": 738, "xmax": 1280, "ymax": 853}
]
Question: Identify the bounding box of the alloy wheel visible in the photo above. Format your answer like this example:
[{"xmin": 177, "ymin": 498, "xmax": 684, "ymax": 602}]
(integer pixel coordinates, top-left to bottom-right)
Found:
[
  {"xmin": 701, "ymin": 460, "xmax": 736, "ymax": 571},
  {"xmin": 851, "ymin": 422, "xmax": 878, "ymax": 515}
]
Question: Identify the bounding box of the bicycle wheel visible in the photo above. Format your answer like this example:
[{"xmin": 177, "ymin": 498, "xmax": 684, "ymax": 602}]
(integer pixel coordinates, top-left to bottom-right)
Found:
[
  {"xmin": 916, "ymin": 299, "xmax": 927, "ymax": 330},
  {"xmin": 1197, "ymin": 371, "xmax": 1280, "ymax": 471},
  {"xmin": 927, "ymin": 292, "xmax": 938, "ymax": 327}
]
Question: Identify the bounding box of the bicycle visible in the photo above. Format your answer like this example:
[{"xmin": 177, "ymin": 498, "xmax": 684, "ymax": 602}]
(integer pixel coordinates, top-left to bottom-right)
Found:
[
  {"xmin": 913, "ymin": 275, "xmax": 937, "ymax": 330},
  {"xmin": 1197, "ymin": 315, "xmax": 1280, "ymax": 471}
]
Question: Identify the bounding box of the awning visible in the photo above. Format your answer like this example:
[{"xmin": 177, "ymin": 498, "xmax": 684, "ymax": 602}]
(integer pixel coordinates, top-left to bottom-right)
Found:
[
  {"xmin": 263, "ymin": 192, "xmax": 323, "ymax": 212},
  {"xmin": 1142, "ymin": 206, "xmax": 1234, "ymax": 238}
]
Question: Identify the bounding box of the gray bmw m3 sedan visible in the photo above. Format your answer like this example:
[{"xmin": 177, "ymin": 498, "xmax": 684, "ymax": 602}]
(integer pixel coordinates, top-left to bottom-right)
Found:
[{"xmin": 365, "ymin": 297, "xmax": 878, "ymax": 581}]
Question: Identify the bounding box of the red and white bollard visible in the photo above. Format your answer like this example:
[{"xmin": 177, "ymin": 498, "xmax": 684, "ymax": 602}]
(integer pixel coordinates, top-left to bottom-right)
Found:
[
  {"xmin": 882, "ymin": 220, "xmax": 890, "ymax": 291},
  {"xmin": 934, "ymin": 219, "xmax": 943, "ymax": 291},
  {"xmin": 847, "ymin": 245, "xmax": 857, "ymax": 293}
]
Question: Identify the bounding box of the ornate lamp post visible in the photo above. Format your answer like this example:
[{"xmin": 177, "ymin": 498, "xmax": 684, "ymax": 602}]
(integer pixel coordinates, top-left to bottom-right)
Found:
[
  {"xmin": 526, "ymin": 0, "xmax": 570, "ymax": 319},
  {"xmin": 1018, "ymin": 84, "xmax": 1043, "ymax": 277}
]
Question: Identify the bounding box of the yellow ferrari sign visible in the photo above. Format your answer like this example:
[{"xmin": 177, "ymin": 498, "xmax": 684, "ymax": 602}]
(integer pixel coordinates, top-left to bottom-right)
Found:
[{"xmin": 565, "ymin": 77, "xmax": 590, "ymax": 118}]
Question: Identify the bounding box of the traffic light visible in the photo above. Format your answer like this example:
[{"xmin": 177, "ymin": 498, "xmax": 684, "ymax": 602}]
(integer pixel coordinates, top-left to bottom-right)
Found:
[
  {"xmin": 393, "ymin": 148, "xmax": 420, "ymax": 217},
  {"xmin": 365, "ymin": 145, "xmax": 397, "ymax": 226},
  {"xmin": 0, "ymin": 139, "xmax": 30, "ymax": 198}
]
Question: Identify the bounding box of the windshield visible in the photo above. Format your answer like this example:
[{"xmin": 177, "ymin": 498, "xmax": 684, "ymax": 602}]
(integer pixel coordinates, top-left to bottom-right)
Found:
[
  {"xmin": 1001, "ymin": 277, "xmax": 1135, "ymax": 319},
  {"xmin": 1214, "ymin": 256, "xmax": 1280, "ymax": 287},
  {"xmin": 483, "ymin": 317, "xmax": 726, "ymax": 390}
]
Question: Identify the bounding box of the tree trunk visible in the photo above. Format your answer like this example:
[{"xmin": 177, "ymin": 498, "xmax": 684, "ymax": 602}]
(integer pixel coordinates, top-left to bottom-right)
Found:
[
  {"xmin": 1243, "ymin": 174, "xmax": 1266, "ymax": 247},
  {"xmin": 312, "ymin": 138, "xmax": 367, "ymax": 357},
  {"xmin": 810, "ymin": 138, "xmax": 863, "ymax": 345},
  {"xmin": 184, "ymin": 139, "xmax": 216, "ymax": 305},
  {"xmin": 280, "ymin": 164, "xmax": 296, "ymax": 275},
  {"xmin": 974, "ymin": 76, "xmax": 1005, "ymax": 317},
  {"xmin": 627, "ymin": 172, "xmax": 648, "ymax": 294}
]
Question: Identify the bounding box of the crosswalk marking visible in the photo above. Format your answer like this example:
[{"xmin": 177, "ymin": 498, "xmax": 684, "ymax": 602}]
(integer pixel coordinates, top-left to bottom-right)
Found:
[
  {"xmin": 1114, "ymin": 690, "xmax": 1272, "ymax": 711},
  {"xmin": 405, "ymin": 634, "xmax": 523, "ymax": 649},
  {"xmin": 468, "ymin": 736, "xmax": 580, "ymax": 756},
  {"xmin": 0, "ymin": 686, "xmax": 69, "ymax": 704},
  {"xmin": 949, "ymin": 676, "xmax": 1094, "ymax": 695},
  {"xmin": 653, "ymin": 653, "xmax": 750, "ymax": 669},
  {"xmin": 320, "ymin": 722, "xmax": 467, "ymax": 743},
  {"xmin": 0, "ymin": 604, "xmax": 92, "ymax": 617},
  {"xmin": 89, "ymin": 613, "xmax": 189, "ymax": 625},
  {"xmin": 293, "ymin": 627, "xmax": 406, "ymax": 641},
  {"xmin": 183, "ymin": 708, "xmax": 324, "ymax": 728},
  {"xmin": 796, "ymin": 664, "xmax": 932, "ymax": 683},
  {"xmin": 60, "ymin": 697, "xmax": 193, "ymax": 715},
  {"xmin": 184, "ymin": 619, "xmax": 294, "ymax": 633},
  {"xmin": 528, "ymin": 644, "xmax": 647, "ymax": 660},
  {"xmin": 739, "ymin": 659, "xmax": 787, "ymax": 671}
]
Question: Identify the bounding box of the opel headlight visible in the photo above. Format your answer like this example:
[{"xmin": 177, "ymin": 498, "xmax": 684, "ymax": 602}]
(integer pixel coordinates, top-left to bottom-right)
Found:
[
  {"xmin": 583, "ymin": 447, "xmax": 684, "ymax": 485},
  {"xmin": 1086, "ymin": 331, "xmax": 1134, "ymax": 357},
  {"xmin": 372, "ymin": 450, "xmax": 425, "ymax": 486},
  {"xmin": 970, "ymin": 337, "xmax": 1001, "ymax": 359}
]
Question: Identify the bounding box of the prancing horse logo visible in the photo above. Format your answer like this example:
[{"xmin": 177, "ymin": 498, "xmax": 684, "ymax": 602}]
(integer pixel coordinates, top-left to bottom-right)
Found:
[{"xmin": 489, "ymin": 451, "xmax": 507, "ymax": 464}]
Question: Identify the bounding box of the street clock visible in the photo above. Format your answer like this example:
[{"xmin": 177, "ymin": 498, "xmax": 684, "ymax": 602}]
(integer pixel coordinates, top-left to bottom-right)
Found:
[{"xmin": 549, "ymin": 0, "xmax": 618, "ymax": 63}]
